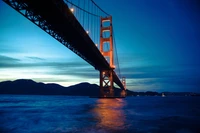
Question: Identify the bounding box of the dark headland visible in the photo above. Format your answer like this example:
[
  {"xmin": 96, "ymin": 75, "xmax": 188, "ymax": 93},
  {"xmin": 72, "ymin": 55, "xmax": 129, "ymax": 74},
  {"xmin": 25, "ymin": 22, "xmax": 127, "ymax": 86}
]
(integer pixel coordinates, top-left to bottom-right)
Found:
[{"xmin": 0, "ymin": 79, "xmax": 199, "ymax": 96}]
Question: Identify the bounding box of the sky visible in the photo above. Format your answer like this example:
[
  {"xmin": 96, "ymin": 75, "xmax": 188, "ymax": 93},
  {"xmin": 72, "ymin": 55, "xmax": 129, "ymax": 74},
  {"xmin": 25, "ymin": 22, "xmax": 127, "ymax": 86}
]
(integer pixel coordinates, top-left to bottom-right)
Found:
[{"xmin": 0, "ymin": 0, "xmax": 200, "ymax": 92}]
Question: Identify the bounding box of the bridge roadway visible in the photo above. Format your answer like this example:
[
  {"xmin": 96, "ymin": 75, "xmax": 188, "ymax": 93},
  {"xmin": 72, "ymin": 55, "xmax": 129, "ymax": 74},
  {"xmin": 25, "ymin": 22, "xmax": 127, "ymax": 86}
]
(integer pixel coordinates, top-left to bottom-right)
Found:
[{"xmin": 5, "ymin": 0, "xmax": 125, "ymax": 89}]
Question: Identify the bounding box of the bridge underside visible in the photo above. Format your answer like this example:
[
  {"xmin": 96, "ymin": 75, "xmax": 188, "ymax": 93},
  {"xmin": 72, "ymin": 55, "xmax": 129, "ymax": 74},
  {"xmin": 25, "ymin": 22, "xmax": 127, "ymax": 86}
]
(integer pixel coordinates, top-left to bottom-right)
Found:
[{"xmin": 3, "ymin": 0, "xmax": 125, "ymax": 91}]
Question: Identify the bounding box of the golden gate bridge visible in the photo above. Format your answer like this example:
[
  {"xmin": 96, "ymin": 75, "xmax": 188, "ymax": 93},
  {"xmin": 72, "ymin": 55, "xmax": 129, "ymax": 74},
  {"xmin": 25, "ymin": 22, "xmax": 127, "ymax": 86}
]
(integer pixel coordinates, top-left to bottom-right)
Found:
[{"xmin": 3, "ymin": 0, "xmax": 126, "ymax": 97}]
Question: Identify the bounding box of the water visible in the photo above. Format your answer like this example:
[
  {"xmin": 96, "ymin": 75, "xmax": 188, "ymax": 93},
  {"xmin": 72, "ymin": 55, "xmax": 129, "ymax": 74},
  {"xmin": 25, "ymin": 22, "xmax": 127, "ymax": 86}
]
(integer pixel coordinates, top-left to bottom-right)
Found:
[{"xmin": 0, "ymin": 95, "xmax": 200, "ymax": 133}]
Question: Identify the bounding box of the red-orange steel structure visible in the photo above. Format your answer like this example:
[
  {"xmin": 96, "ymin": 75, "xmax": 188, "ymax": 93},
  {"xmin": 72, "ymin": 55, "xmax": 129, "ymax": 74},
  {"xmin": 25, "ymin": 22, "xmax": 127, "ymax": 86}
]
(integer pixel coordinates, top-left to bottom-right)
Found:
[{"xmin": 100, "ymin": 16, "xmax": 115, "ymax": 97}]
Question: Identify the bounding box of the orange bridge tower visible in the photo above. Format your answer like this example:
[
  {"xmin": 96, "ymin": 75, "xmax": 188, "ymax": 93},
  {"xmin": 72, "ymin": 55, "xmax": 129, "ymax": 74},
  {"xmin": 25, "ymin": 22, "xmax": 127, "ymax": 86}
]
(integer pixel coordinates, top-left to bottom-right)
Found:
[{"xmin": 99, "ymin": 16, "xmax": 115, "ymax": 97}]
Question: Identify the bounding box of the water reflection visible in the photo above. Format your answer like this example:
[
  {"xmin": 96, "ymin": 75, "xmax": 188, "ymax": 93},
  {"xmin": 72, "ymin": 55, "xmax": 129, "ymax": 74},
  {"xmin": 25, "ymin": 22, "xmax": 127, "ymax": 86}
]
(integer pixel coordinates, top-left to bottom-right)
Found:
[{"xmin": 92, "ymin": 98, "xmax": 127, "ymax": 131}]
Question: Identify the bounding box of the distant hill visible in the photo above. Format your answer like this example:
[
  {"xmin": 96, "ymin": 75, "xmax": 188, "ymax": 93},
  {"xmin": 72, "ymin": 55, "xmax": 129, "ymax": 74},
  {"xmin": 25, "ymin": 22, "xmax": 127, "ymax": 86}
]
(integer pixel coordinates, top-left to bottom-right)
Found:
[
  {"xmin": 0, "ymin": 79, "xmax": 130, "ymax": 96},
  {"xmin": 1, "ymin": 79, "xmax": 199, "ymax": 96}
]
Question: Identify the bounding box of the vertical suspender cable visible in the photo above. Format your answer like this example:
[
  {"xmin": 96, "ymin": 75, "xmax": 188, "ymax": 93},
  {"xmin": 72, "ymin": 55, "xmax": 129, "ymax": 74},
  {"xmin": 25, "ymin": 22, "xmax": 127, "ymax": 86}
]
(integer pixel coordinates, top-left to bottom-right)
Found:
[
  {"xmin": 83, "ymin": 0, "xmax": 85, "ymax": 30},
  {"xmin": 77, "ymin": 0, "xmax": 80, "ymax": 21},
  {"xmin": 95, "ymin": 6, "xmax": 97, "ymax": 46},
  {"xmin": 88, "ymin": 0, "xmax": 89, "ymax": 35},
  {"xmin": 92, "ymin": 1, "xmax": 94, "ymax": 42},
  {"xmin": 113, "ymin": 27, "xmax": 121, "ymax": 78}
]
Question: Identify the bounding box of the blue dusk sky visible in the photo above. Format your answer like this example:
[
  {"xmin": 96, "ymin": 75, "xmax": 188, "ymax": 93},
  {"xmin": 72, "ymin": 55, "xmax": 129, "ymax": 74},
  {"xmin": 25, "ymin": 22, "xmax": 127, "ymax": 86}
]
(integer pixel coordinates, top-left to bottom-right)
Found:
[{"xmin": 0, "ymin": 0, "xmax": 199, "ymax": 92}]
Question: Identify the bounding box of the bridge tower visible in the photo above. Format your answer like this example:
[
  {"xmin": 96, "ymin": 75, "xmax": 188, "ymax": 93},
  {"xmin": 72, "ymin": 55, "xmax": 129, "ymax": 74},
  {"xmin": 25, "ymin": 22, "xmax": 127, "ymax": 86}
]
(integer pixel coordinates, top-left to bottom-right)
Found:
[
  {"xmin": 121, "ymin": 77, "xmax": 126, "ymax": 97},
  {"xmin": 122, "ymin": 77, "xmax": 126, "ymax": 90},
  {"xmin": 99, "ymin": 16, "xmax": 115, "ymax": 97}
]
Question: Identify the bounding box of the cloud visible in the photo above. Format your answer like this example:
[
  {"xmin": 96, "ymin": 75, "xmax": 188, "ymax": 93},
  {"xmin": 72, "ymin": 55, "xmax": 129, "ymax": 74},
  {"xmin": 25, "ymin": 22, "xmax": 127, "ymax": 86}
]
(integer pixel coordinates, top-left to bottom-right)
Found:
[
  {"xmin": 0, "ymin": 55, "xmax": 21, "ymax": 68},
  {"xmin": 1, "ymin": 54, "xmax": 200, "ymax": 92},
  {"xmin": 0, "ymin": 55, "xmax": 20, "ymax": 62},
  {"xmin": 0, "ymin": 55, "xmax": 98, "ymax": 79},
  {"xmin": 26, "ymin": 56, "xmax": 45, "ymax": 61},
  {"xmin": 122, "ymin": 64, "xmax": 200, "ymax": 79},
  {"xmin": 49, "ymin": 67, "xmax": 98, "ymax": 79},
  {"xmin": 122, "ymin": 64, "xmax": 200, "ymax": 92},
  {"xmin": 0, "ymin": 55, "xmax": 90, "ymax": 68}
]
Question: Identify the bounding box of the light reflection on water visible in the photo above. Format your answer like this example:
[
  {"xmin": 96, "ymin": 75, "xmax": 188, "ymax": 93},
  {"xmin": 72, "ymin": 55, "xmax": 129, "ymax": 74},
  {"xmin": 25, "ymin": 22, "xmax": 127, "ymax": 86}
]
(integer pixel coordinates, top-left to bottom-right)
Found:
[{"xmin": 91, "ymin": 98, "xmax": 126, "ymax": 130}]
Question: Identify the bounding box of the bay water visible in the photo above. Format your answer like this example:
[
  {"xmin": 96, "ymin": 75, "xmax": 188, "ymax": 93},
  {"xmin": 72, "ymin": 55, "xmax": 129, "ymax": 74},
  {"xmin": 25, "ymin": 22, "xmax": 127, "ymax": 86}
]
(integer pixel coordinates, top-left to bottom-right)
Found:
[{"xmin": 0, "ymin": 95, "xmax": 200, "ymax": 133}]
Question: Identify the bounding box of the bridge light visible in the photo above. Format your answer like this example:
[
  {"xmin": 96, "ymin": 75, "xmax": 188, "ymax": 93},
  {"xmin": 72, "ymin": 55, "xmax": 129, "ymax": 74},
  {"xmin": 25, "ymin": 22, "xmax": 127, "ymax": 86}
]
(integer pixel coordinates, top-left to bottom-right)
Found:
[
  {"xmin": 96, "ymin": 44, "xmax": 98, "ymax": 47},
  {"xmin": 70, "ymin": 8, "xmax": 74, "ymax": 13},
  {"xmin": 112, "ymin": 65, "xmax": 116, "ymax": 68},
  {"xmin": 86, "ymin": 30, "xmax": 89, "ymax": 34}
]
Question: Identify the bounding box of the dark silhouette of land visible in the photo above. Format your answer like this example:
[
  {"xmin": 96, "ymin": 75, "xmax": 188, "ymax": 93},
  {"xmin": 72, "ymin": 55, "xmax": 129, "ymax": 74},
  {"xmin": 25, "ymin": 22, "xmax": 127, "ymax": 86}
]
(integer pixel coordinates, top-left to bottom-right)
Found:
[{"xmin": 0, "ymin": 79, "xmax": 199, "ymax": 96}]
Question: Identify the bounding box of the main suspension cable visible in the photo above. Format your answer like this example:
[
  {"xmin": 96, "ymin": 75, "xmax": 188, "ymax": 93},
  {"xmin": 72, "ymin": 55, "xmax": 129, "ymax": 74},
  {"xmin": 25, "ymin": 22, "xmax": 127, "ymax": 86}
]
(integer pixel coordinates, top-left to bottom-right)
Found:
[
  {"xmin": 64, "ymin": 0, "xmax": 100, "ymax": 17},
  {"xmin": 90, "ymin": 0, "xmax": 110, "ymax": 16}
]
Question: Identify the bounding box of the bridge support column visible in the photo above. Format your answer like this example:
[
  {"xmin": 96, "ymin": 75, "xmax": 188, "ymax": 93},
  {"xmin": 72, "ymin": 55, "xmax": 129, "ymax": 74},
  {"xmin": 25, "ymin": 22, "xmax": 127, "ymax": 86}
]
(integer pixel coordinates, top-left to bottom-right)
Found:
[
  {"xmin": 120, "ymin": 90, "xmax": 126, "ymax": 97},
  {"xmin": 100, "ymin": 70, "xmax": 114, "ymax": 97},
  {"xmin": 120, "ymin": 77, "xmax": 126, "ymax": 97}
]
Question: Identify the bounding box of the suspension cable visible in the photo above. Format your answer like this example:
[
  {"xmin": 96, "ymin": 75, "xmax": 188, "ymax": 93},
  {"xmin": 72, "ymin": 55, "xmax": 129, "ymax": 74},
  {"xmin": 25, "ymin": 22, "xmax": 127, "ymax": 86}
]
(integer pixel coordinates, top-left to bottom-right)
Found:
[
  {"xmin": 90, "ymin": 0, "xmax": 110, "ymax": 16},
  {"xmin": 113, "ymin": 26, "xmax": 121, "ymax": 78},
  {"xmin": 65, "ymin": 0, "xmax": 110, "ymax": 17},
  {"xmin": 64, "ymin": 0, "xmax": 100, "ymax": 17},
  {"xmin": 64, "ymin": 0, "xmax": 111, "ymax": 49},
  {"xmin": 88, "ymin": 0, "xmax": 90, "ymax": 33}
]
